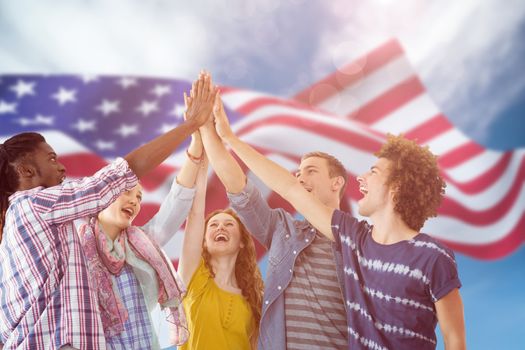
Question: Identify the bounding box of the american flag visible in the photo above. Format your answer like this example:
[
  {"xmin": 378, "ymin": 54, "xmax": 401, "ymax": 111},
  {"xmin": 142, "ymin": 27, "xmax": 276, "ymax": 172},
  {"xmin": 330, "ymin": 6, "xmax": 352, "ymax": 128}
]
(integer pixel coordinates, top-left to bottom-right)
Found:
[{"xmin": 1, "ymin": 39, "xmax": 523, "ymax": 261}]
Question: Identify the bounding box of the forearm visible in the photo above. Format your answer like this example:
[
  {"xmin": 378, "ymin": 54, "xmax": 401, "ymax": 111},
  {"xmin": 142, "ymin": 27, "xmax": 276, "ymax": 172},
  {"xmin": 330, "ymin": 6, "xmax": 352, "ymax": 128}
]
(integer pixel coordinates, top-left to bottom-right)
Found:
[
  {"xmin": 128, "ymin": 71, "xmax": 216, "ymax": 178},
  {"xmin": 225, "ymin": 133, "xmax": 335, "ymax": 239},
  {"xmin": 178, "ymin": 160, "xmax": 208, "ymax": 285},
  {"xmin": 200, "ymin": 125, "xmax": 246, "ymax": 193},
  {"xmin": 176, "ymin": 135, "xmax": 202, "ymax": 188},
  {"xmin": 225, "ymin": 134, "xmax": 295, "ymax": 197},
  {"xmin": 227, "ymin": 179, "xmax": 287, "ymax": 248},
  {"xmin": 125, "ymin": 120, "xmax": 199, "ymax": 179},
  {"xmin": 38, "ymin": 158, "xmax": 137, "ymax": 225},
  {"xmin": 443, "ymin": 335, "xmax": 466, "ymax": 350},
  {"xmin": 143, "ymin": 182, "xmax": 195, "ymax": 246}
]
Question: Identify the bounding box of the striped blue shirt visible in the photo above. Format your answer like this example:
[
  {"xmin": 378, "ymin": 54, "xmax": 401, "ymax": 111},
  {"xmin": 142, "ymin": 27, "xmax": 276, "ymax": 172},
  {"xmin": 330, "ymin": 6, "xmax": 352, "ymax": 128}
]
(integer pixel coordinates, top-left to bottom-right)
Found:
[{"xmin": 331, "ymin": 210, "xmax": 461, "ymax": 350}]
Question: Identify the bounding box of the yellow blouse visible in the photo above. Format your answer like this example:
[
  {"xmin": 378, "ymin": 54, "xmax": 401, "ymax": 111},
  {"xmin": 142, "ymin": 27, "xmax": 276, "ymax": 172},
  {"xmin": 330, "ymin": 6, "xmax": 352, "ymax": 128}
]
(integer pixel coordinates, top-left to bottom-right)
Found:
[{"xmin": 180, "ymin": 260, "xmax": 254, "ymax": 350}]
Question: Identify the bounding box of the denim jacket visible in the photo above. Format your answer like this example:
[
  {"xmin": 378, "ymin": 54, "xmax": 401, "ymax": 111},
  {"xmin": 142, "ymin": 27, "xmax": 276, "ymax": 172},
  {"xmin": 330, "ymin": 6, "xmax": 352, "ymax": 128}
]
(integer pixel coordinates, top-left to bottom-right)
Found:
[{"xmin": 228, "ymin": 180, "xmax": 346, "ymax": 350}]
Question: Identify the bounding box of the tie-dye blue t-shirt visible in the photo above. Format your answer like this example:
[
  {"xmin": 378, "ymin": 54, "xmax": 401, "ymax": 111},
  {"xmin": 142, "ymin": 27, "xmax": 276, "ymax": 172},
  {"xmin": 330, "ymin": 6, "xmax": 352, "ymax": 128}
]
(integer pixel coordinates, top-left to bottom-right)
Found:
[{"xmin": 331, "ymin": 210, "xmax": 461, "ymax": 350}]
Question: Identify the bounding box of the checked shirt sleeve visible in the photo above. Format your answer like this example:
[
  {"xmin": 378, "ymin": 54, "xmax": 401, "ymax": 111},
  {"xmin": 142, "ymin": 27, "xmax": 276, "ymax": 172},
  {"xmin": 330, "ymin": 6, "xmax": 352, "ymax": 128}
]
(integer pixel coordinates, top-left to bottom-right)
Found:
[{"xmin": 30, "ymin": 157, "xmax": 138, "ymax": 225}]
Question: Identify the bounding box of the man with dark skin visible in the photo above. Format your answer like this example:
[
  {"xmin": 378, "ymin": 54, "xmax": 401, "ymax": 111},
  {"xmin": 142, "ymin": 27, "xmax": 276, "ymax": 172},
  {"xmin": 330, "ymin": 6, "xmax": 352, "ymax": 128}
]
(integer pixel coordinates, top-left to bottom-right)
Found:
[{"xmin": 0, "ymin": 72, "xmax": 217, "ymax": 350}]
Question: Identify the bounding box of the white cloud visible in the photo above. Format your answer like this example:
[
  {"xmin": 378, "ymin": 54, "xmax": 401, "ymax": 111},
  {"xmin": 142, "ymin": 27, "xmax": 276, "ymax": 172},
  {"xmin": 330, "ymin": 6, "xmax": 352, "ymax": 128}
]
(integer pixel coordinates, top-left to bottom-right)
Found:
[
  {"xmin": 1, "ymin": 0, "xmax": 524, "ymax": 145},
  {"xmin": 308, "ymin": 0, "xmax": 525, "ymax": 144},
  {"xmin": 0, "ymin": 0, "xmax": 211, "ymax": 78}
]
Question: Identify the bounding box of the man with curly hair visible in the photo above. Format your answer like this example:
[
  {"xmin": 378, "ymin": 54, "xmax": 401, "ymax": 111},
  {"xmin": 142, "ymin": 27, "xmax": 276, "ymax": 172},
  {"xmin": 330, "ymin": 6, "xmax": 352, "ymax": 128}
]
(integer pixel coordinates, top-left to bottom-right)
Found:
[{"xmin": 213, "ymin": 102, "xmax": 466, "ymax": 350}]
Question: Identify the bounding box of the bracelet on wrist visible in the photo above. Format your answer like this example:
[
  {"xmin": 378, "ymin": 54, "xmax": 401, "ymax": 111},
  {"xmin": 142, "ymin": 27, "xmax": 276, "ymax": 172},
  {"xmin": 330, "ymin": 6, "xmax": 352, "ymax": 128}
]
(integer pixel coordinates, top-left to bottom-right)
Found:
[{"xmin": 186, "ymin": 149, "xmax": 204, "ymax": 164}]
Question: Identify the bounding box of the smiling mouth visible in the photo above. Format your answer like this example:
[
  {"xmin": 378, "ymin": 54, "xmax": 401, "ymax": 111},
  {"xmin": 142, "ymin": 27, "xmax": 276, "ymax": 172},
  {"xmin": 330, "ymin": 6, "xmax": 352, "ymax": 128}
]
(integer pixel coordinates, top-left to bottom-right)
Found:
[
  {"xmin": 121, "ymin": 208, "xmax": 135, "ymax": 218},
  {"xmin": 359, "ymin": 186, "xmax": 368, "ymax": 196},
  {"xmin": 214, "ymin": 233, "xmax": 229, "ymax": 242}
]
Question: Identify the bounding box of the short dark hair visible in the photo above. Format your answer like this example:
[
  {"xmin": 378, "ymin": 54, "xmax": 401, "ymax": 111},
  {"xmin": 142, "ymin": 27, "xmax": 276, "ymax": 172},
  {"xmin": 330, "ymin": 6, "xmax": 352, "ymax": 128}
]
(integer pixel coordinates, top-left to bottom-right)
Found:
[
  {"xmin": 301, "ymin": 151, "xmax": 348, "ymax": 200},
  {"xmin": 376, "ymin": 134, "xmax": 446, "ymax": 231},
  {"xmin": 0, "ymin": 132, "xmax": 46, "ymax": 240}
]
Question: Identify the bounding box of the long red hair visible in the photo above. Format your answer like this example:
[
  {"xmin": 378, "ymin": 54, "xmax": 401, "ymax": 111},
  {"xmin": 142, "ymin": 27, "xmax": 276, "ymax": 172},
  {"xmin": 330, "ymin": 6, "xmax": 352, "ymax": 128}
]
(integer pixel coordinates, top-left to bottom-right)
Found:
[{"xmin": 202, "ymin": 208, "xmax": 264, "ymax": 347}]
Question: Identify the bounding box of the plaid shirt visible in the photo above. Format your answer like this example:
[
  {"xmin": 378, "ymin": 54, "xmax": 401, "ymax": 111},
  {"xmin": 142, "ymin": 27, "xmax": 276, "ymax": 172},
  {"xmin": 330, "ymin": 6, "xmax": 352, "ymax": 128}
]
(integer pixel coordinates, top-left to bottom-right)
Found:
[
  {"xmin": 0, "ymin": 158, "xmax": 138, "ymax": 350},
  {"xmin": 106, "ymin": 264, "xmax": 155, "ymax": 350}
]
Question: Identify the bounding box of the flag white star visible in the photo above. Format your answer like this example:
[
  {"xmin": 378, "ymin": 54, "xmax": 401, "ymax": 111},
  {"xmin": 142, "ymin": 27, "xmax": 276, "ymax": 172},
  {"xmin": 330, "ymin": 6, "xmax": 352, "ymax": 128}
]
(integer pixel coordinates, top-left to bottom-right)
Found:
[
  {"xmin": 169, "ymin": 103, "xmax": 186, "ymax": 119},
  {"xmin": 15, "ymin": 114, "xmax": 54, "ymax": 126},
  {"xmin": 72, "ymin": 118, "xmax": 97, "ymax": 133},
  {"xmin": 10, "ymin": 80, "xmax": 36, "ymax": 98},
  {"xmin": 15, "ymin": 118, "xmax": 32, "ymax": 126},
  {"xmin": 117, "ymin": 77, "xmax": 138, "ymax": 89},
  {"xmin": 80, "ymin": 75, "xmax": 99, "ymax": 84},
  {"xmin": 35, "ymin": 114, "xmax": 54, "ymax": 125},
  {"xmin": 158, "ymin": 123, "xmax": 178, "ymax": 134},
  {"xmin": 0, "ymin": 99, "xmax": 17, "ymax": 114},
  {"xmin": 52, "ymin": 87, "xmax": 77, "ymax": 105},
  {"xmin": 151, "ymin": 84, "xmax": 171, "ymax": 98},
  {"xmin": 136, "ymin": 100, "xmax": 159, "ymax": 117},
  {"xmin": 94, "ymin": 140, "xmax": 115, "ymax": 151},
  {"xmin": 115, "ymin": 124, "xmax": 139, "ymax": 138},
  {"xmin": 95, "ymin": 99, "xmax": 120, "ymax": 116}
]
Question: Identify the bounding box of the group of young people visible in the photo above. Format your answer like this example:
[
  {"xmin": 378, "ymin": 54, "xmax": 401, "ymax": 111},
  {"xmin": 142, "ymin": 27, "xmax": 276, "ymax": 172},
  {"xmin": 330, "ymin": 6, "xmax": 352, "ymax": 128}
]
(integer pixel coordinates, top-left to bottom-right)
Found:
[{"xmin": 0, "ymin": 71, "xmax": 466, "ymax": 350}]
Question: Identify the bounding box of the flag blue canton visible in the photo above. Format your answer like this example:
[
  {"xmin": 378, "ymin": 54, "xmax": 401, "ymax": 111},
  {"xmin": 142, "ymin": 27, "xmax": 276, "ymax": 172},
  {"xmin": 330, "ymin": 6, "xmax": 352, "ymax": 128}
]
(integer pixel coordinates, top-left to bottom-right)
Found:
[{"xmin": 0, "ymin": 75, "xmax": 238, "ymax": 158}]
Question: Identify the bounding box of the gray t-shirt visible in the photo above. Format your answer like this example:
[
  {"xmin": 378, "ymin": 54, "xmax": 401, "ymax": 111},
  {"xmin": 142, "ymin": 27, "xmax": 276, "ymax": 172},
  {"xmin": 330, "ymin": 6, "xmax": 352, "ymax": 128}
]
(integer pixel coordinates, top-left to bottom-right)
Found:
[{"xmin": 285, "ymin": 230, "xmax": 348, "ymax": 349}]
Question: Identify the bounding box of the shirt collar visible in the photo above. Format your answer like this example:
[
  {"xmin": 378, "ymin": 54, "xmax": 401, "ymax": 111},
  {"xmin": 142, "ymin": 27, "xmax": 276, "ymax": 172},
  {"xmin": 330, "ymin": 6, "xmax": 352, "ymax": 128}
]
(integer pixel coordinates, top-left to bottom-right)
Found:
[{"xmin": 9, "ymin": 186, "xmax": 45, "ymax": 203}]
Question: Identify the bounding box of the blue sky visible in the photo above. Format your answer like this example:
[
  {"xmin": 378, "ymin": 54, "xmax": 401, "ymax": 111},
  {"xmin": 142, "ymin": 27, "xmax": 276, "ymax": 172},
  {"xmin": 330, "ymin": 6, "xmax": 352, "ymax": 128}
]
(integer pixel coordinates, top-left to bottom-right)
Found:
[{"xmin": 1, "ymin": 0, "xmax": 524, "ymax": 348}]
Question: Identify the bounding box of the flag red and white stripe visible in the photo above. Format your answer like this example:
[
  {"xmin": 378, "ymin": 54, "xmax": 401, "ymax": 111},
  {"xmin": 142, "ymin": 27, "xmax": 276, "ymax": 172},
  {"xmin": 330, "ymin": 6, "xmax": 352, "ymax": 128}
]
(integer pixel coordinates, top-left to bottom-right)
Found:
[
  {"xmin": 1, "ymin": 39, "xmax": 522, "ymax": 261},
  {"xmin": 218, "ymin": 39, "xmax": 525, "ymax": 260}
]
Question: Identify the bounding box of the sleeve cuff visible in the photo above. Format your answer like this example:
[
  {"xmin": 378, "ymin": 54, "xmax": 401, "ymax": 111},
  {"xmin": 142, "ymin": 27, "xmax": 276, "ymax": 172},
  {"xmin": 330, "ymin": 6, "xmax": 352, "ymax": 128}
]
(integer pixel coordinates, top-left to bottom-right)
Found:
[
  {"xmin": 100, "ymin": 157, "xmax": 139, "ymax": 189},
  {"xmin": 432, "ymin": 278, "xmax": 462, "ymax": 302},
  {"xmin": 226, "ymin": 178, "xmax": 254, "ymax": 207},
  {"xmin": 170, "ymin": 180, "xmax": 197, "ymax": 201}
]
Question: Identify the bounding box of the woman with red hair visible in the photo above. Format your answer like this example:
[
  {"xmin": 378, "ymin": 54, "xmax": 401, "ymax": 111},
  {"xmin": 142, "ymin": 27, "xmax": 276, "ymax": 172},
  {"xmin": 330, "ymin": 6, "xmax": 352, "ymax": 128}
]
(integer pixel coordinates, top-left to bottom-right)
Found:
[{"xmin": 178, "ymin": 145, "xmax": 263, "ymax": 350}]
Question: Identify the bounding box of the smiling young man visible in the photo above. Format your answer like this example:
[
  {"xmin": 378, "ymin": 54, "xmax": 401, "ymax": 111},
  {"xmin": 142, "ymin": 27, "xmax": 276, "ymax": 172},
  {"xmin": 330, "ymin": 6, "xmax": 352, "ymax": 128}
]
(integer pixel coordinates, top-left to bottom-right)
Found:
[
  {"xmin": 0, "ymin": 72, "xmax": 217, "ymax": 350},
  {"xmin": 199, "ymin": 97, "xmax": 349, "ymax": 349},
  {"xmin": 213, "ymin": 103, "xmax": 466, "ymax": 349}
]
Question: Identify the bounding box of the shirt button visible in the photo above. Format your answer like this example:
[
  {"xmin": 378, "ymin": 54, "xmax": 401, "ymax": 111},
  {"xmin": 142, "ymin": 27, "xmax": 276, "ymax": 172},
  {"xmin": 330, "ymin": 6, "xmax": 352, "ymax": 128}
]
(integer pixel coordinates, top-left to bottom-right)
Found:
[
  {"xmin": 118, "ymin": 171, "xmax": 125, "ymax": 177},
  {"xmin": 289, "ymin": 269, "xmax": 293, "ymax": 273},
  {"xmin": 293, "ymin": 250, "xmax": 297, "ymax": 255},
  {"xmin": 265, "ymin": 300, "xmax": 269, "ymax": 305},
  {"xmin": 305, "ymin": 238, "xmax": 309, "ymax": 243},
  {"xmin": 310, "ymin": 228, "xmax": 315, "ymax": 232},
  {"xmin": 285, "ymin": 234, "xmax": 290, "ymax": 239},
  {"xmin": 277, "ymin": 285, "xmax": 282, "ymax": 290}
]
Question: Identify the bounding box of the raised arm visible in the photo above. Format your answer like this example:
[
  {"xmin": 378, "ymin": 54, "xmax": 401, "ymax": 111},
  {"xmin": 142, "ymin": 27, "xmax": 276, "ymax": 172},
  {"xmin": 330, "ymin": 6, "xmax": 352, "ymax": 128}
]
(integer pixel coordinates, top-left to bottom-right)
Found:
[
  {"xmin": 124, "ymin": 72, "xmax": 217, "ymax": 179},
  {"xmin": 178, "ymin": 156, "xmax": 208, "ymax": 287},
  {"xmin": 199, "ymin": 94, "xmax": 246, "ymax": 194},
  {"xmin": 142, "ymin": 119, "xmax": 204, "ymax": 246},
  {"xmin": 214, "ymin": 104, "xmax": 336, "ymax": 240},
  {"xmin": 177, "ymin": 126, "xmax": 203, "ymax": 188}
]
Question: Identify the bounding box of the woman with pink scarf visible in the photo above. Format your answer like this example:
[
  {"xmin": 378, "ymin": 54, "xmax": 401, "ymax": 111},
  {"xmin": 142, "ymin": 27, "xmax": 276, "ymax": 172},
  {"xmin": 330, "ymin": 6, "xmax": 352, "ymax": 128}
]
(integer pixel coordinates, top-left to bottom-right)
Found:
[{"xmin": 75, "ymin": 105, "xmax": 208, "ymax": 349}]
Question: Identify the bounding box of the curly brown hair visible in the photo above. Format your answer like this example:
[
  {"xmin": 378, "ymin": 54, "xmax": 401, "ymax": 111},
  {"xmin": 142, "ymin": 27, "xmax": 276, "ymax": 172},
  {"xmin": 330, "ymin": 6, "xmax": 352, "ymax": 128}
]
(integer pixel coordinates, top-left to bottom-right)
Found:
[
  {"xmin": 375, "ymin": 134, "xmax": 446, "ymax": 231},
  {"xmin": 202, "ymin": 208, "xmax": 264, "ymax": 347}
]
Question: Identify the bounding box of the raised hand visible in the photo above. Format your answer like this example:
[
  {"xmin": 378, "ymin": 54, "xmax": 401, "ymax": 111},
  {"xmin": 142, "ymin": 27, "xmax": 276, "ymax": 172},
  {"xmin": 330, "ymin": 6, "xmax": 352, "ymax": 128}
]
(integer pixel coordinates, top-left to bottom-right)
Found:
[
  {"xmin": 184, "ymin": 71, "xmax": 219, "ymax": 128},
  {"xmin": 184, "ymin": 90, "xmax": 203, "ymax": 157},
  {"xmin": 213, "ymin": 94, "xmax": 235, "ymax": 140}
]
